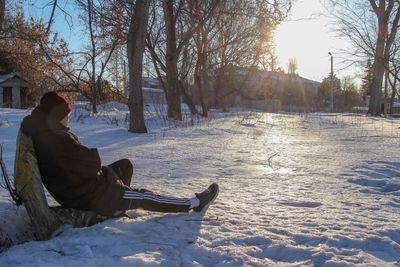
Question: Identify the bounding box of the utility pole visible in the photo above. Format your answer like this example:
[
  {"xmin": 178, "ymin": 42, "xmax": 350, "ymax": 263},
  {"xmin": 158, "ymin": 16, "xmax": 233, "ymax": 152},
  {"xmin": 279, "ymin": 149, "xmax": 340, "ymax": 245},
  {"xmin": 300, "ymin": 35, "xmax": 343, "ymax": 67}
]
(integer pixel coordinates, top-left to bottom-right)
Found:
[
  {"xmin": 123, "ymin": 59, "xmax": 127, "ymax": 95},
  {"xmin": 329, "ymin": 52, "xmax": 334, "ymax": 112}
]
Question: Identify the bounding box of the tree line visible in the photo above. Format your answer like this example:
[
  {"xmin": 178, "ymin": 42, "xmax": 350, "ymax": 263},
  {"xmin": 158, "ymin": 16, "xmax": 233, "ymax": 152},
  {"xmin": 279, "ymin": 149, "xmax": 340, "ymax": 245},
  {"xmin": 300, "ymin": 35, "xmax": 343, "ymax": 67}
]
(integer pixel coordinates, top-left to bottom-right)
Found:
[
  {"xmin": 3, "ymin": 1, "xmax": 395, "ymax": 133},
  {"xmin": 0, "ymin": 0, "xmax": 292, "ymax": 133}
]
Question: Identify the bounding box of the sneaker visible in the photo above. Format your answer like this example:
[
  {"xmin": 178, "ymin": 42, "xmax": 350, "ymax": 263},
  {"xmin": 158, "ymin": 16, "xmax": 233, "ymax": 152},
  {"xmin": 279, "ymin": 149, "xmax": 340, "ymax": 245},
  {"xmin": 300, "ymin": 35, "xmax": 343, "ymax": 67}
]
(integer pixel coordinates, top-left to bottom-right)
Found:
[{"xmin": 193, "ymin": 183, "xmax": 219, "ymax": 212}]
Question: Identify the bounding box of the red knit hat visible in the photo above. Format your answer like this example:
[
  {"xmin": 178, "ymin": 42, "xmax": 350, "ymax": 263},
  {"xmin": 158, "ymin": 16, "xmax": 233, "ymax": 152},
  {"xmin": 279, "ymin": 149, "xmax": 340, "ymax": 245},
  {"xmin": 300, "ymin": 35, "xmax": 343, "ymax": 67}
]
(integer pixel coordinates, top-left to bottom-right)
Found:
[{"xmin": 39, "ymin": 92, "xmax": 72, "ymax": 121}]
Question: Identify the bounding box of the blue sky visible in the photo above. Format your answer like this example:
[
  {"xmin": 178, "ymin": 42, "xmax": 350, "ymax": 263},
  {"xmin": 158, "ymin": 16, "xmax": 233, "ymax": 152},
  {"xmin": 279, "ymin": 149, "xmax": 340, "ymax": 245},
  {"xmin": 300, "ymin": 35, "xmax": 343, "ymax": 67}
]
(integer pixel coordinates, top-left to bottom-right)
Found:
[{"xmin": 23, "ymin": 0, "xmax": 85, "ymax": 51}]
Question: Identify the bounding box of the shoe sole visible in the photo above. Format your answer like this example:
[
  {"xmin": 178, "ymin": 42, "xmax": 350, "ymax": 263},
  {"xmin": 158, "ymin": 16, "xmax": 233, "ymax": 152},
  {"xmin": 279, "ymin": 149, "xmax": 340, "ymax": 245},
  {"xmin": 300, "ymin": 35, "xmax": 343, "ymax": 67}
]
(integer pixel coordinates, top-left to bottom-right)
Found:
[{"xmin": 199, "ymin": 186, "xmax": 219, "ymax": 213}]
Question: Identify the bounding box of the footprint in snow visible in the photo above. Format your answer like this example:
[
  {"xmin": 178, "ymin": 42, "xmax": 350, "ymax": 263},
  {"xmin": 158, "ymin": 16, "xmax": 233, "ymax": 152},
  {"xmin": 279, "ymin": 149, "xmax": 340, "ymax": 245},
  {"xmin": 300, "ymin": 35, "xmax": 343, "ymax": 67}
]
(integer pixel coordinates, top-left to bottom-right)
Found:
[{"xmin": 278, "ymin": 201, "xmax": 322, "ymax": 208}]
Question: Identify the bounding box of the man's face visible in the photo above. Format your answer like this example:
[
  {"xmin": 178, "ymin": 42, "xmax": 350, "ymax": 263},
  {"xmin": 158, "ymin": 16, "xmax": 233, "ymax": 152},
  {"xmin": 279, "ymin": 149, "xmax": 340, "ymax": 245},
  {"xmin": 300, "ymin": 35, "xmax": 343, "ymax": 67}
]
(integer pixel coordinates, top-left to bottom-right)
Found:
[{"xmin": 61, "ymin": 113, "xmax": 71, "ymax": 127}]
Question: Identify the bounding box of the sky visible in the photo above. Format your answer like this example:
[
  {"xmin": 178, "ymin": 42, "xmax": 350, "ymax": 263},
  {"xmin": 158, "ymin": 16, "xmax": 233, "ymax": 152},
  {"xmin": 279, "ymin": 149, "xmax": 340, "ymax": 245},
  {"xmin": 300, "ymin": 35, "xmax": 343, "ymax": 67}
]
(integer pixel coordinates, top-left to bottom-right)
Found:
[
  {"xmin": 22, "ymin": 0, "xmax": 84, "ymax": 51},
  {"xmin": 274, "ymin": 0, "xmax": 360, "ymax": 82},
  {"xmin": 21, "ymin": 0, "xmax": 361, "ymax": 84}
]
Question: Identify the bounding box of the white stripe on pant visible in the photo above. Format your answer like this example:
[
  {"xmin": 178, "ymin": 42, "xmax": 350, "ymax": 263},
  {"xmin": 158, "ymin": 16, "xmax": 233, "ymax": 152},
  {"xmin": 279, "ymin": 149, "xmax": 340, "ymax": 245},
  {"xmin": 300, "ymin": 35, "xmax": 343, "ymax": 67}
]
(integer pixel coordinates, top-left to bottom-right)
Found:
[{"xmin": 121, "ymin": 189, "xmax": 191, "ymax": 212}]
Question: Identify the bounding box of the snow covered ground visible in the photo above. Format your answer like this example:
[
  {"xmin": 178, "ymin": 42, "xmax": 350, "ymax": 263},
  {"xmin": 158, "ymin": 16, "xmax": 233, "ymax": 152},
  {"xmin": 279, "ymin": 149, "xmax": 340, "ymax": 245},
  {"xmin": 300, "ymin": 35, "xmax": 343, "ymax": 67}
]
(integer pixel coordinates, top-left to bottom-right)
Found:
[{"xmin": 1, "ymin": 103, "xmax": 400, "ymax": 266}]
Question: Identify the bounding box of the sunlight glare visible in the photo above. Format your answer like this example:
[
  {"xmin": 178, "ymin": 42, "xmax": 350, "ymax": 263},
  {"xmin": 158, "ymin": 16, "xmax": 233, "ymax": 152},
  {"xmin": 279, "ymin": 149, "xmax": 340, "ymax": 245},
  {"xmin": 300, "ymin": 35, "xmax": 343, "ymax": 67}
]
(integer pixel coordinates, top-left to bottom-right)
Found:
[{"xmin": 274, "ymin": 0, "xmax": 352, "ymax": 81}]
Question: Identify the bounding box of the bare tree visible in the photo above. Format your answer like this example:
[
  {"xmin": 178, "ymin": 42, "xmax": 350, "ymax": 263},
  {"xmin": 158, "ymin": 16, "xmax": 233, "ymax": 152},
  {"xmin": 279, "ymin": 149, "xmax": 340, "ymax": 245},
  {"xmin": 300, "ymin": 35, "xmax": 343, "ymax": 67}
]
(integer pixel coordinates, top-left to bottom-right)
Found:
[
  {"xmin": 127, "ymin": 0, "xmax": 149, "ymax": 133},
  {"xmin": 87, "ymin": 0, "xmax": 98, "ymax": 113},
  {"xmin": 66, "ymin": 0, "xmax": 290, "ymax": 122},
  {"xmin": 210, "ymin": 1, "xmax": 259, "ymax": 111},
  {"xmin": 177, "ymin": 41, "xmax": 200, "ymax": 115},
  {"xmin": 194, "ymin": 25, "xmax": 210, "ymax": 117},
  {"xmin": 367, "ymin": 0, "xmax": 400, "ymax": 115},
  {"xmin": 163, "ymin": 0, "xmax": 181, "ymax": 120},
  {"xmin": 162, "ymin": 0, "xmax": 220, "ymax": 121},
  {"xmin": 75, "ymin": 0, "xmax": 121, "ymax": 113},
  {"xmin": 144, "ymin": 0, "xmax": 218, "ymax": 120},
  {"xmin": 209, "ymin": 0, "xmax": 291, "ymax": 111},
  {"xmin": 327, "ymin": 0, "xmax": 400, "ymax": 115},
  {"xmin": 145, "ymin": 1, "xmax": 198, "ymax": 117},
  {"xmin": 191, "ymin": 0, "xmax": 222, "ymax": 117}
]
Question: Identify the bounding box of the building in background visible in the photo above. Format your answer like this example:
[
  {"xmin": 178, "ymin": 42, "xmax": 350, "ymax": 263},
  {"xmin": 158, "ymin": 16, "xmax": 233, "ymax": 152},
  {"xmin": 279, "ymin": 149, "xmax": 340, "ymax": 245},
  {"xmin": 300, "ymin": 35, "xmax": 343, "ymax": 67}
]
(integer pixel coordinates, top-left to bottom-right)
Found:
[
  {"xmin": 124, "ymin": 77, "xmax": 166, "ymax": 105},
  {"xmin": 142, "ymin": 77, "xmax": 162, "ymax": 89},
  {"xmin": 0, "ymin": 72, "xmax": 29, "ymax": 108},
  {"xmin": 202, "ymin": 66, "xmax": 320, "ymax": 112}
]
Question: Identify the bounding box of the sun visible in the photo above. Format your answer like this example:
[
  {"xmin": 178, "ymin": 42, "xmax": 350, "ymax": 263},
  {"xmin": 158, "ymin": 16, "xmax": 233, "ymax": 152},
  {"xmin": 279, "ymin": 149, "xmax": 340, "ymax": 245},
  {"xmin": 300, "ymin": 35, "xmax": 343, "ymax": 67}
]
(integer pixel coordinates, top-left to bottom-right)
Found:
[{"xmin": 274, "ymin": 0, "xmax": 348, "ymax": 81}]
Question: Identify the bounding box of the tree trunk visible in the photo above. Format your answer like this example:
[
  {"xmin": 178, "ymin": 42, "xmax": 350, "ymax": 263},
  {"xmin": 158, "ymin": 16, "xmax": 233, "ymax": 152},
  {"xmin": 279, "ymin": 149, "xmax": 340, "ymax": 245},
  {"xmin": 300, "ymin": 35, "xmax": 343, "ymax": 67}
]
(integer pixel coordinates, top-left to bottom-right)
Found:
[
  {"xmin": 368, "ymin": 0, "xmax": 400, "ymax": 116},
  {"xmin": 13, "ymin": 131, "xmax": 103, "ymax": 241},
  {"xmin": 194, "ymin": 63, "xmax": 204, "ymax": 113},
  {"xmin": 163, "ymin": 0, "xmax": 182, "ymax": 121},
  {"xmin": 14, "ymin": 131, "xmax": 58, "ymax": 240},
  {"xmin": 198, "ymin": 29, "xmax": 209, "ymax": 117},
  {"xmin": 368, "ymin": 13, "xmax": 386, "ymax": 116},
  {"xmin": 195, "ymin": 59, "xmax": 208, "ymax": 117},
  {"xmin": 383, "ymin": 69, "xmax": 389, "ymax": 115},
  {"xmin": 389, "ymin": 69, "xmax": 398, "ymax": 114},
  {"xmin": 127, "ymin": 0, "xmax": 149, "ymax": 133},
  {"xmin": 384, "ymin": 69, "xmax": 388, "ymax": 99},
  {"xmin": 88, "ymin": 0, "xmax": 98, "ymax": 114},
  {"xmin": 179, "ymin": 81, "xmax": 199, "ymax": 115},
  {"xmin": 200, "ymin": 55, "xmax": 209, "ymax": 117},
  {"xmin": 214, "ymin": 67, "xmax": 225, "ymax": 108},
  {"xmin": 0, "ymin": 0, "xmax": 5, "ymax": 30}
]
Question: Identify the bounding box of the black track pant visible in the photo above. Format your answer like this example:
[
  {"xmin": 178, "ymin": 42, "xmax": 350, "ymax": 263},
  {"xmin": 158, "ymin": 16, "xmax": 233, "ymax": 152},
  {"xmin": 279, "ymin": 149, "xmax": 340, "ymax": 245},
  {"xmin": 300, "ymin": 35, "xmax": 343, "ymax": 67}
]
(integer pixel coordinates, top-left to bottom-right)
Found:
[{"xmin": 106, "ymin": 159, "xmax": 191, "ymax": 213}]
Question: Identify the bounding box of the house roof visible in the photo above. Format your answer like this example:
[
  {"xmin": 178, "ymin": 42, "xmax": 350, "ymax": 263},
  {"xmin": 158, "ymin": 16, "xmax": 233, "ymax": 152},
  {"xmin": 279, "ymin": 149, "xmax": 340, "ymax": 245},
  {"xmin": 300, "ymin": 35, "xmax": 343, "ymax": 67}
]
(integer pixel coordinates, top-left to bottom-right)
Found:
[
  {"xmin": 143, "ymin": 87, "xmax": 164, "ymax": 93},
  {"xmin": 210, "ymin": 66, "xmax": 321, "ymax": 85},
  {"xmin": 0, "ymin": 72, "xmax": 27, "ymax": 85},
  {"xmin": 143, "ymin": 77, "xmax": 160, "ymax": 83}
]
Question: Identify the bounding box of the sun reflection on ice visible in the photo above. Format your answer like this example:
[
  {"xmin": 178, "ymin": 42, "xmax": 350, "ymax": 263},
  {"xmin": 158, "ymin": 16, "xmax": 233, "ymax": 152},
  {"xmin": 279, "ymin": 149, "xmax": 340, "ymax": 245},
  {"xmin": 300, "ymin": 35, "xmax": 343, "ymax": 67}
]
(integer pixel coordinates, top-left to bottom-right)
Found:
[
  {"xmin": 265, "ymin": 113, "xmax": 274, "ymax": 125},
  {"xmin": 272, "ymin": 167, "xmax": 293, "ymax": 174}
]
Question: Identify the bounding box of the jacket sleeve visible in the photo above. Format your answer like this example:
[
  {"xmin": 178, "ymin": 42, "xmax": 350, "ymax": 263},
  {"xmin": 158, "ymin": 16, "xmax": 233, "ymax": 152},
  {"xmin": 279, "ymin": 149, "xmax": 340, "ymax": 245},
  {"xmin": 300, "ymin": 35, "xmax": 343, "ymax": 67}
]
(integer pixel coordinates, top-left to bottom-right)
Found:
[{"xmin": 49, "ymin": 131, "xmax": 102, "ymax": 177}]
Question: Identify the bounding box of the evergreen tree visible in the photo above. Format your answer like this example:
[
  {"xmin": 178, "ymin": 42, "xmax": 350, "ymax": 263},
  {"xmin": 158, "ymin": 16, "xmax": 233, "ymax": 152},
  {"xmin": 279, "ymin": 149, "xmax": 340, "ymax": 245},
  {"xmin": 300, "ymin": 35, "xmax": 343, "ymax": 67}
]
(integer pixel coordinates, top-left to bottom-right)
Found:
[
  {"xmin": 317, "ymin": 74, "xmax": 341, "ymax": 110},
  {"xmin": 341, "ymin": 76, "xmax": 363, "ymax": 111},
  {"xmin": 361, "ymin": 59, "xmax": 374, "ymax": 100}
]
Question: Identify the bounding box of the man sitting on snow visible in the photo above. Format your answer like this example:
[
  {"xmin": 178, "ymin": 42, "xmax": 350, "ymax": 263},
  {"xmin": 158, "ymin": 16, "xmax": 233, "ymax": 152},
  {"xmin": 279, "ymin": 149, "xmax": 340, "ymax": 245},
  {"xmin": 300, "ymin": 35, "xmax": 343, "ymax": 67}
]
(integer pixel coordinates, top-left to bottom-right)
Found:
[{"xmin": 20, "ymin": 92, "xmax": 219, "ymax": 217}]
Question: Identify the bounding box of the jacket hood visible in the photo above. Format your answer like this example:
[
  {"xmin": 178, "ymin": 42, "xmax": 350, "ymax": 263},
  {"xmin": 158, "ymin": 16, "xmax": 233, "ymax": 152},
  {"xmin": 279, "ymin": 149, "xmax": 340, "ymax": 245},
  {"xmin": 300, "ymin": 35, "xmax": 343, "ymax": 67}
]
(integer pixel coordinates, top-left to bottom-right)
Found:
[{"xmin": 21, "ymin": 105, "xmax": 68, "ymax": 137}]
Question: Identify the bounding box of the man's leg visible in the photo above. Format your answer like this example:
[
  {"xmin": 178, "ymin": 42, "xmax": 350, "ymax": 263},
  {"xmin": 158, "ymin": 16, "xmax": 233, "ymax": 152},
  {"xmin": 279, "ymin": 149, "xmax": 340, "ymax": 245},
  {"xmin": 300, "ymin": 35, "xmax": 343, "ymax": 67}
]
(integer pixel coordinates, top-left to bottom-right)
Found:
[
  {"xmin": 106, "ymin": 159, "xmax": 133, "ymax": 186},
  {"xmin": 121, "ymin": 188, "xmax": 191, "ymax": 213},
  {"xmin": 110, "ymin": 184, "xmax": 219, "ymax": 216}
]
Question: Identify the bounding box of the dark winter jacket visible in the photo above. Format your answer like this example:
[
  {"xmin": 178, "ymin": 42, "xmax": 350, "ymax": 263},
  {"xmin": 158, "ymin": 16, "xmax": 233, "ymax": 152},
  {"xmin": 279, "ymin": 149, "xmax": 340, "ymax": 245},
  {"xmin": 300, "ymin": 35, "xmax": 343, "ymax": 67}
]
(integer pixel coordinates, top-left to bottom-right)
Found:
[{"xmin": 20, "ymin": 106, "xmax": 126, "ymax": 216}]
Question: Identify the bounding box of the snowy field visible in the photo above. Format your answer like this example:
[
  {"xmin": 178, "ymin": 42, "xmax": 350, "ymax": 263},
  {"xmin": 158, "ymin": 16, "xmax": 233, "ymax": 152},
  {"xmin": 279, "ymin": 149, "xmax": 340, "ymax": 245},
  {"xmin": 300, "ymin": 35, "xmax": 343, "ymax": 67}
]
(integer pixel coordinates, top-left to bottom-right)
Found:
[{"xmin": 1, "ymin": 103, "xmax": 400, "ymax": 266}]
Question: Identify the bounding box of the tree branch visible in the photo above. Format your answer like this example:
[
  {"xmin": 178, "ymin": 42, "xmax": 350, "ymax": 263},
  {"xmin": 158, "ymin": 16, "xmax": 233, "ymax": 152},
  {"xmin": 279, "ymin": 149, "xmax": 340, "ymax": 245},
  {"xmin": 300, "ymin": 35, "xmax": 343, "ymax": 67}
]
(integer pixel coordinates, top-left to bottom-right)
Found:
[{"xmin": 46, "ymin": 0, "xmax": 58, "ymax": 35}]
